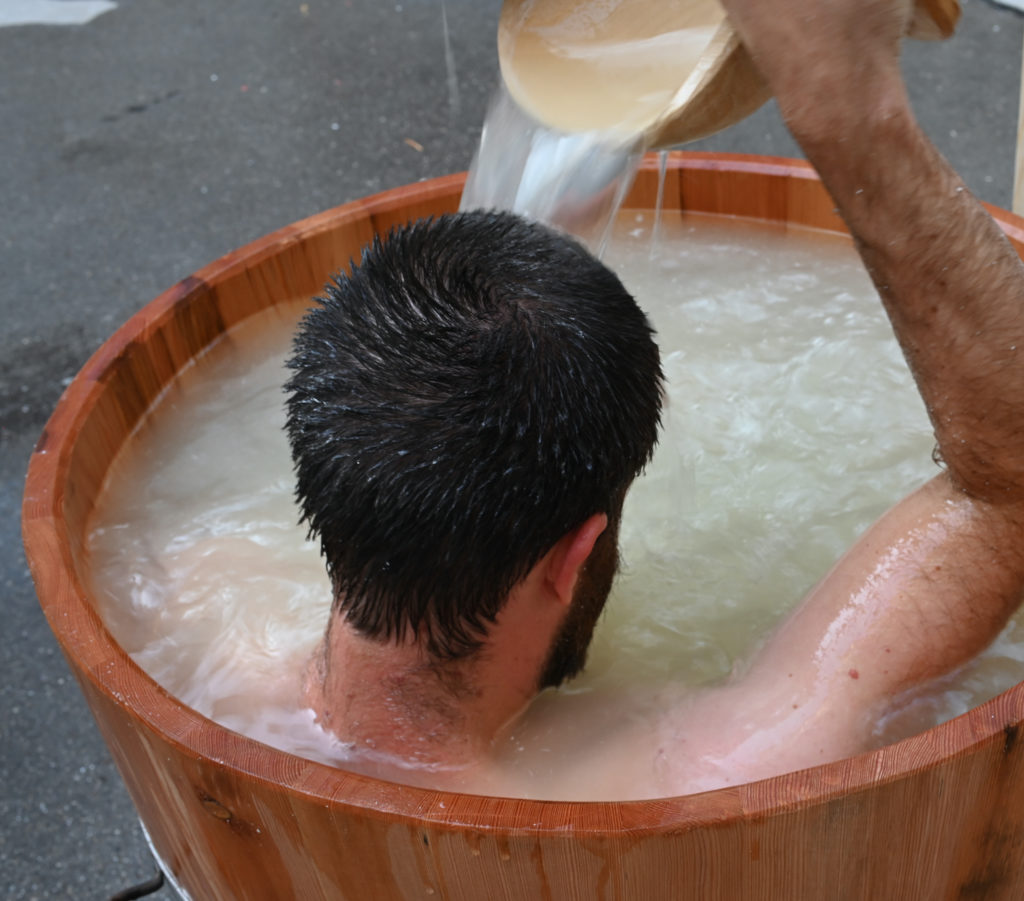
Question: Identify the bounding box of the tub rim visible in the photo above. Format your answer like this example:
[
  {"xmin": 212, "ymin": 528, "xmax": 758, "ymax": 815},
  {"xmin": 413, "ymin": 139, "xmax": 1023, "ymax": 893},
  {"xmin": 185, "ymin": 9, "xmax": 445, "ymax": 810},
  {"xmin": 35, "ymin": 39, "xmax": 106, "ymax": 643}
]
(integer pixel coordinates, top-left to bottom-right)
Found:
[{"xmin": 22, "ymin": 152, "xmax": 1024, "ymax": 838}]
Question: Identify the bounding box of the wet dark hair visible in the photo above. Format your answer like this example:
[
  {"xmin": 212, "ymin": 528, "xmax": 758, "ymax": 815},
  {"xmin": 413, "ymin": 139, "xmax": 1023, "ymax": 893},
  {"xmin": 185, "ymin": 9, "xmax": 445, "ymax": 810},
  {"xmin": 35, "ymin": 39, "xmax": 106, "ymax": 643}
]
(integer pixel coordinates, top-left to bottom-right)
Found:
[{"xmin": 285, "ymin": 210, "xmax": 662, "ymax": 659}]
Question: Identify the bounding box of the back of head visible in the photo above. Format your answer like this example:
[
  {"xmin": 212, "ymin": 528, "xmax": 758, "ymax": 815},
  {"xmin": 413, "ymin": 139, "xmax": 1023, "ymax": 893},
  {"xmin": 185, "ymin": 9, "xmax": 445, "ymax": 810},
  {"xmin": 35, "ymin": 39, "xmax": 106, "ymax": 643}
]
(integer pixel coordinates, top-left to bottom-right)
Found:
[{"xmin": 286, "ymin": 210, "xmax": 662, "ymax": 659}]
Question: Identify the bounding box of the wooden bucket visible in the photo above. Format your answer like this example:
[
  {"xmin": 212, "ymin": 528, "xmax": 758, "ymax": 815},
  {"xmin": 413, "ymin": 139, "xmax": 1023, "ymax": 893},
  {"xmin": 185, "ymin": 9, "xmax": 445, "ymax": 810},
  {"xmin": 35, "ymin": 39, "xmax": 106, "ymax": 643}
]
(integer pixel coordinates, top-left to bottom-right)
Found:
[{"xmin": 23, "ymin": 154, "xmax": 1024, "ymax": 900}]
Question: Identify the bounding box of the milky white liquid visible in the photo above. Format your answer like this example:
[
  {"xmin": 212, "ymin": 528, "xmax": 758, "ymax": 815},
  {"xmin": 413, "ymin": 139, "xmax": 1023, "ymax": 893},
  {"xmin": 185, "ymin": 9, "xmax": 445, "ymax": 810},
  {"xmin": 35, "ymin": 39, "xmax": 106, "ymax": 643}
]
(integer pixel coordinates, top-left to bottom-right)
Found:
[
  {"xmin": 461, "ymin": 83, "xmax": 644, "ymax": 253},
  {"xmin": 463, "ymin": 1, "xmax": 725, "ymax": 251},
  {"xmin": 498, "ymin": 0, "xmax": 723, "ymax": 135},
  {"xmin": 87, "ymin": 212, "xmax": 1024, "ymax": 798}
]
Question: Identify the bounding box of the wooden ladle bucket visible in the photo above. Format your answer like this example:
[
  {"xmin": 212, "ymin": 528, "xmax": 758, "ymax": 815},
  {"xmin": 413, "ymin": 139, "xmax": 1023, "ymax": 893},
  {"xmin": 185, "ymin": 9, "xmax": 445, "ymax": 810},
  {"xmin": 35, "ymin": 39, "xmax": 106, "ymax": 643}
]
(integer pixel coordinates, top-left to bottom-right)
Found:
[
  {"xmin": 23, "ymin": 155, "xmax": 1024, "ymax": 899},
  {"xmin": 498, "ymin": 0, "xmax": 962, "ymax": 147}
]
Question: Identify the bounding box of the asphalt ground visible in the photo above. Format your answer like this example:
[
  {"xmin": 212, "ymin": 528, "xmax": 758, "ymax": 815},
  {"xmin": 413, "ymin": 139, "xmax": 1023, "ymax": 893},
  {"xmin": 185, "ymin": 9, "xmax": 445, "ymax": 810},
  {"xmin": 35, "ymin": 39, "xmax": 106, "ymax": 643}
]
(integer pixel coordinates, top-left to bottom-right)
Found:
[{"xmin": 2, "ymin": 1, "xmax": 1023, "ymax": 897}]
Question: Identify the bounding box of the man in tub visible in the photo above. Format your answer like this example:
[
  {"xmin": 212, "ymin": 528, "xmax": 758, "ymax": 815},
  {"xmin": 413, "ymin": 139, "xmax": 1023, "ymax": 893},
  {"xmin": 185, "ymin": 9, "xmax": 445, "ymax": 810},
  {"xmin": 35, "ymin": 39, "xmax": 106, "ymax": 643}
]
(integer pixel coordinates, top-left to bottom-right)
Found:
[{"xmin": 286, "ymin": 0, "xmax": 1024, "ymax": 797}]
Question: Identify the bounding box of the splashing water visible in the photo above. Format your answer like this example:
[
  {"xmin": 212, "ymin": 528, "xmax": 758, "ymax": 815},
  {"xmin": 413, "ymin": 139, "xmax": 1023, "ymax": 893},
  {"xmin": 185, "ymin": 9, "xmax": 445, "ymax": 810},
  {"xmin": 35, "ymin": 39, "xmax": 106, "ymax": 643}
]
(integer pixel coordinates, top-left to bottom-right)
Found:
[
  {"xmin": 650, "ymin": 149, "xmax": 669, "ymax": 256},
  {"xmin": 441, "ymin": 0, "xmax": 460, "ymax": 122},
  {"xmin": 461, "ymin": 3, "xmax": 722, "ymax": 251},
  {"xmin": 460, "ymin": 84, "xmax": 643, "ymax": 252}
]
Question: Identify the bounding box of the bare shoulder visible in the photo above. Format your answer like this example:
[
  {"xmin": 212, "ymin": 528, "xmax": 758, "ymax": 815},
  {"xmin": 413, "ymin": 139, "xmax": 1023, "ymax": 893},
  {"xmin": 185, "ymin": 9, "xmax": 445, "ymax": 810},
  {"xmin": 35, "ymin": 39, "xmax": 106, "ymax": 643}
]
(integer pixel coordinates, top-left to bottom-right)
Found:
[
  {"xmin": 655, "ymin": 474, "xmax": 1024, "ymax": 796},
  {"xmin": 753, "ymin": 474, "xmax": 1024, "ymax": 712}
]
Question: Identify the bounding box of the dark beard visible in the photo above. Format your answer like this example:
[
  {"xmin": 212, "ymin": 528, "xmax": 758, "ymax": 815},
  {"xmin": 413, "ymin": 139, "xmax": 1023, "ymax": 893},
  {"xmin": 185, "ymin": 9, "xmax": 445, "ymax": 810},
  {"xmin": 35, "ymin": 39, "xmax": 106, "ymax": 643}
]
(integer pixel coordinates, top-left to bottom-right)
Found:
[{"xmin": 537, "ymin": 519, "xmax": 620, "ymax": 690}]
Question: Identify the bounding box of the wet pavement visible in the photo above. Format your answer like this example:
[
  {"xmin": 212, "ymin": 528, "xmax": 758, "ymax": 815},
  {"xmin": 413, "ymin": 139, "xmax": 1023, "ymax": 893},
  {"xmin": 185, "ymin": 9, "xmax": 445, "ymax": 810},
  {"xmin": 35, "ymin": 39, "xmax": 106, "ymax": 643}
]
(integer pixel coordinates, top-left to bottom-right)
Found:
[{"xmin": 2, "ymin": 0, "xmax": 1022, "ymax": 897}]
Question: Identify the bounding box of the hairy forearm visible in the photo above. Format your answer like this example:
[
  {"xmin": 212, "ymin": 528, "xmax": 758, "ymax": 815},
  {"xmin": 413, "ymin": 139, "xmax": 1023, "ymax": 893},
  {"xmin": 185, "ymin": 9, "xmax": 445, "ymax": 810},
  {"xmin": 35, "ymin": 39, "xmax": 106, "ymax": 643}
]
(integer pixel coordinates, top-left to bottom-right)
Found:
[
  {"xmin": 719, "ymin": 0, "xmax": 1024, "ymax": 503},
  {"xmin": 790, "ymin": 78, "xmax": 1024, "ymax": 505},
  {"xmin": 707, "ymin": 1, "xmax": 1024, "ymax": 760}
]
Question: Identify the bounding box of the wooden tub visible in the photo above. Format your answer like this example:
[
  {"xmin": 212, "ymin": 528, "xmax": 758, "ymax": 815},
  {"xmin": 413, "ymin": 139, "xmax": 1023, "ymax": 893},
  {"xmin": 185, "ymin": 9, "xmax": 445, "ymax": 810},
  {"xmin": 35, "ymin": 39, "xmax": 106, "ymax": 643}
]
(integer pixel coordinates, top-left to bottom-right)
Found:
[{"xmin": 22, "ymin": 154, "xmax": 1024, "ymax": 900}]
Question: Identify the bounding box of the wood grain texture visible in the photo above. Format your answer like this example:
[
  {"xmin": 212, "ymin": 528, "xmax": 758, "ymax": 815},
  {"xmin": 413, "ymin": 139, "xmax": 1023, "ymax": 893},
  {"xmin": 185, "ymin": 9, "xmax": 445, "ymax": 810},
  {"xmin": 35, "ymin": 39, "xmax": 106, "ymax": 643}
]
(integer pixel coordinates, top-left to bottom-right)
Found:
[
  {"xmin": 647, "ymin": 24, "xmax": 772, "ymax": 149},
  {"xmin": 912, "ymin": 0, "xmax": 961, "ymax": 40},
  {"xmin": 23, "ymin": 155, "xmax": 1024, "ymax": 900}
]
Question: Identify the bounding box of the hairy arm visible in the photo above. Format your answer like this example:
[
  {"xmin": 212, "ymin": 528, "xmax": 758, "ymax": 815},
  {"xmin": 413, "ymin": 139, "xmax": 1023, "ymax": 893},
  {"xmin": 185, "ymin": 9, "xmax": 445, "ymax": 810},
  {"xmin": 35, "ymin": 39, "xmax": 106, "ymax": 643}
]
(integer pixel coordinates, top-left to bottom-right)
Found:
[{"xmin": 671, "ymin": 0, "xmax": 1024, "ymax": 785}]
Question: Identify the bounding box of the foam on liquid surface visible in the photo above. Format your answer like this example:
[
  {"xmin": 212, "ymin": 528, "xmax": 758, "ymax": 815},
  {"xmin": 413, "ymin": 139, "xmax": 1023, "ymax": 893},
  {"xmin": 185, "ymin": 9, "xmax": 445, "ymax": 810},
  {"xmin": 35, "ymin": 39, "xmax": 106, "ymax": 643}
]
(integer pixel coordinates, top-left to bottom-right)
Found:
[{"xmin": 88, "ymin": 212, "xmax": 1024, "ymax": 797}]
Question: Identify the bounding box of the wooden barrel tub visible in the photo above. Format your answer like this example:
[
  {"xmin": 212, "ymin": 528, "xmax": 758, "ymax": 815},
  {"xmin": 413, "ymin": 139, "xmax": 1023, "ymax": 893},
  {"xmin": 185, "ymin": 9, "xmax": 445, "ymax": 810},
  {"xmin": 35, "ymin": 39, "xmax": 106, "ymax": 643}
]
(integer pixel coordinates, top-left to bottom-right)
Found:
[{"xmin": 23, "ymin": 154, "xmax": 1024, "ymax": 900}]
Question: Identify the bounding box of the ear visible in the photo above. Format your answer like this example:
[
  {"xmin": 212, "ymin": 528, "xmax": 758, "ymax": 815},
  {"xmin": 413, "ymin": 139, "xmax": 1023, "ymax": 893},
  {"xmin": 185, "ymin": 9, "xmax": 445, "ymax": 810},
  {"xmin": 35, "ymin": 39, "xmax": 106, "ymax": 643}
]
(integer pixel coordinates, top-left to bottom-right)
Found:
[{"xmin": 547, "ymin": 513, "xmax": 608, "ymax": 607}]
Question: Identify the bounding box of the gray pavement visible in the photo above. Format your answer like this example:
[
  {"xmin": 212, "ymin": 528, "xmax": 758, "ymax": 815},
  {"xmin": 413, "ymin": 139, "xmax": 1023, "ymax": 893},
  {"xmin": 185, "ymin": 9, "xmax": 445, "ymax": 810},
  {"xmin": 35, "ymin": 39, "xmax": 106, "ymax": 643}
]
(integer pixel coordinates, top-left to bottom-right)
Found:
[{"xmin": 2, "ymin": 0, "xmax": 1022, "ymax": 897}]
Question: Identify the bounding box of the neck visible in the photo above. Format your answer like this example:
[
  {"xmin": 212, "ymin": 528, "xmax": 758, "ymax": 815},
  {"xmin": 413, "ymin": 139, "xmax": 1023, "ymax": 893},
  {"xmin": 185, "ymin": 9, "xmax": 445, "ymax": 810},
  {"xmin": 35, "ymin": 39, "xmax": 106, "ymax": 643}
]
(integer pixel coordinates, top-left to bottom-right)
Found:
[{"xmin": 305, "ymin": 606, "xmax": 553, "ymax": 774}]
